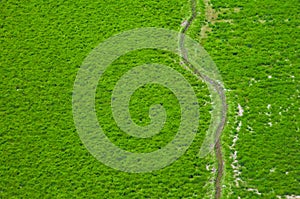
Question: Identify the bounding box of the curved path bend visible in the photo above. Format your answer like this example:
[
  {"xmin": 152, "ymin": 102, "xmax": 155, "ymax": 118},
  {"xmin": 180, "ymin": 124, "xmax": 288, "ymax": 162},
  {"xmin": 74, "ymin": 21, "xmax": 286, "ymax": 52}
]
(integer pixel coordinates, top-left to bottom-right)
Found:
[{"xmin": 179, "ymin": 0, "xmax": 228, "ymax": 198}]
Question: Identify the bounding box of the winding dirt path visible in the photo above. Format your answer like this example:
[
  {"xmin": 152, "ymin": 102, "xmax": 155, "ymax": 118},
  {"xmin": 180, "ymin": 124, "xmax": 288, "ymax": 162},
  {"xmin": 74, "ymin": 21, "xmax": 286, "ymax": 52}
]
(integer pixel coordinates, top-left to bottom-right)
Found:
[{"xmin": 179, "ymin": 0, "xmax": 227, "ymax": 198}]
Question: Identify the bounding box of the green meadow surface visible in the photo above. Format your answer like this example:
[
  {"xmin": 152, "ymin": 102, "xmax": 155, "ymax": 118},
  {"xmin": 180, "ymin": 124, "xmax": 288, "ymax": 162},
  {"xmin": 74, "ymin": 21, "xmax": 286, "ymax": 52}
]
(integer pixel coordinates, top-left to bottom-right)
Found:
[
  {"xmin": 200, "ymin": 0, "xmax": 299, "ymax": 198},
  {"xmin": 1, "ymin": 0, "xmax": 299, "ymax": 198},
  {"xmin": 1, "ymin": 0, "xmax": 214, "ymax": 198}
]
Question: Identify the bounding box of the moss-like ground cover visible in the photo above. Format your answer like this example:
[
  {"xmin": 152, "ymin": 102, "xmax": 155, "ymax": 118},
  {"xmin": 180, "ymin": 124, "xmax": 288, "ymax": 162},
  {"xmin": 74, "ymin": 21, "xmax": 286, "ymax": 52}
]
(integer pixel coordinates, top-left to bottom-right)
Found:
[
  {"xmin": 1, "ymin": 0, "xmax": 299, "ymax": 198},
  {"xmin": 200, "ymin": 0, "xmax": 299, "ymax": 198},
  {"xmin": 1, "ymin": 0, "xmax": 215, "ymax": 198}
]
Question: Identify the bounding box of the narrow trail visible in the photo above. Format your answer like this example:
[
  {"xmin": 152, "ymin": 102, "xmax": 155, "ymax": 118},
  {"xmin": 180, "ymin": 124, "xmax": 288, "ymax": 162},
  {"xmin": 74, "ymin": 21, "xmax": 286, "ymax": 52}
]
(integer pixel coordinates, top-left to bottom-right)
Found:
[{"xmin": 179, "ymin": 0, "xmax": 227, "ymax": 198}]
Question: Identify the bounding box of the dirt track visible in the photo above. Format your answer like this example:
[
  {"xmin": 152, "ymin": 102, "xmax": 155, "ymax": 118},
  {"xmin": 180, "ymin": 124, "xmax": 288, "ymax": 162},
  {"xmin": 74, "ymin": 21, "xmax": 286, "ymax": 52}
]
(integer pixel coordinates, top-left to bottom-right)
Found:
[{"xmin": 179, "ymin": 0, "xmax": 227, "ymax": 198}]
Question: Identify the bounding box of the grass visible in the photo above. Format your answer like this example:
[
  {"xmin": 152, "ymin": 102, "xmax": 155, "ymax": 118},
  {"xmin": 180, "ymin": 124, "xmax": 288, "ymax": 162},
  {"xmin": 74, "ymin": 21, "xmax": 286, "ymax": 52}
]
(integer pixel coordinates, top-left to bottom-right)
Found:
[
  {"xmin": 200, "ymin": 0, "xmax": 299, "ymax": 198},
  {"xmin": 1, "ymin": 0, "xmax": 214, "ymax": 198},
  {"xmin": 1, "ymin": 0, "xmax": 299, "ymax": 198}
]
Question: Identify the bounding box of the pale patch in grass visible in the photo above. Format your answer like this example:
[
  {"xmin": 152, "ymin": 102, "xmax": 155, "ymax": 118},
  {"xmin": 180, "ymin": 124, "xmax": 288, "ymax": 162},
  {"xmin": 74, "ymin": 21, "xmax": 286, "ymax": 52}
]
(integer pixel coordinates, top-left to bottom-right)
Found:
[
  {"xmin": 181, "ymin": 20, "xmax": 188, "ymax": 27},
  {"xmin": 230, "ymin": 121, "xmax": 243, "ymax": 187},
  {"xmin": 238, "ymin": 104, "xmax": 244, "ymax": 117},
  {"xmin": 236, "ymin": 121, "xmax": 242, "ymax": 132},
  {"xmin": 233, "ymin": 7, "xmax": 241, "ymax": 13},
  {"xmin": 285, "ymin": 196, "xmax": 300, "ymax": 199},
  {"xmin": 200, "ymin": 0, "xmax": 238, "ymax": 39},
  {"xmin": 270, "ymin": 168, "xmax": 276, "ymax": 173},
  {"xmin": 247, "ymin": 188, "xmax": 262, "ymax": 195},
  {"xmin": 259, "ymin": 19, "xmax": 266, "ymax": 24}
]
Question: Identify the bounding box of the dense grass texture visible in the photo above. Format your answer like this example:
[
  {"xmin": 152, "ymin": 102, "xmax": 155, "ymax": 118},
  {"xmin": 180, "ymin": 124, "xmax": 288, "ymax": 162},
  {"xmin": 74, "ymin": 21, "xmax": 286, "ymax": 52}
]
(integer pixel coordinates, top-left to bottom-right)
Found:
[{"xmin": 1, "ymin": 0, "xmax": 299, "ymax": 198}]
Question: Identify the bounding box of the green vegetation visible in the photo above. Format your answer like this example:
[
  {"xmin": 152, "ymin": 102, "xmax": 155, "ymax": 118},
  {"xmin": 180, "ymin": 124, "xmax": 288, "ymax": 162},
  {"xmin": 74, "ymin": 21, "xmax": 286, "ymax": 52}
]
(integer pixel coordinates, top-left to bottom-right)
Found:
[
  {"xmin": 201, "ymin": 0, "xmax": 299, "ymax": 198},
  {"xmin": 1, "ymin": 0, "xmax": 299, "ymax": 198},
  {"xmin": 1, "ymin": 0, "xmax": 213, "ymax": 198}
]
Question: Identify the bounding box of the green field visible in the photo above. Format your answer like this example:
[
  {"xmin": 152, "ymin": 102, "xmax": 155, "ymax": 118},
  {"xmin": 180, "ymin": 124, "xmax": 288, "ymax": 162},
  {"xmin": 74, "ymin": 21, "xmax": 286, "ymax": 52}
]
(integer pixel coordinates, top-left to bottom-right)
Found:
[{"xmin": 1, "ymin": 0, "xmax": 299, "ymax": 198}]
